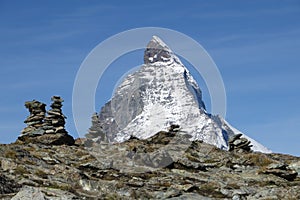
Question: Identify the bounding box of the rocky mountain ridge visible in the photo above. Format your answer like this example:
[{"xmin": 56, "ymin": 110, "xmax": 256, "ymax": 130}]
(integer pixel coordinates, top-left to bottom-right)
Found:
[
  {"xmin": 0, "ymin": 127, "xmax": 299, "ymax": 199},
  {"xmin": 0, "ymin": 96, "xmax": 299, "ymax": 199}
]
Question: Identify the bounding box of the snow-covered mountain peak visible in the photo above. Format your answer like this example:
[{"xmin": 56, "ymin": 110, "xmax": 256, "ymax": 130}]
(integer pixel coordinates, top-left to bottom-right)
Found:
[{"xmin": 88, "ymin": 36, "xmax": 271, "ymax": 154}]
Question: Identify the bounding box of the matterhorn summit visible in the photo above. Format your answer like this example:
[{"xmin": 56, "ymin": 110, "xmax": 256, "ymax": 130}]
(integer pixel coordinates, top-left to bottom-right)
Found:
[{"xmin": 87, "ymin": 36, "xmax": 271, "ymax": 153}]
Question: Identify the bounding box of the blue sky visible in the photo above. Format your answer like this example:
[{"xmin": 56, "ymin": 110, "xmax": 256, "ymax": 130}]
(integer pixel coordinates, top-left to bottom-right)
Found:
[{"xmin": 0, "ymin": 0, "xmax": 299, "ymax": 156}]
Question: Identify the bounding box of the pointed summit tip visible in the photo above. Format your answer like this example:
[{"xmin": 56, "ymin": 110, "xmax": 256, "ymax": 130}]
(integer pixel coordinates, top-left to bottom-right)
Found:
[
  {"xmin": 144, "ymin": 35, "xmax": 174, "ymax": 64},
  {"xmin": 149, "ymin": 35, "xmax": 170, "ymax": 50}
]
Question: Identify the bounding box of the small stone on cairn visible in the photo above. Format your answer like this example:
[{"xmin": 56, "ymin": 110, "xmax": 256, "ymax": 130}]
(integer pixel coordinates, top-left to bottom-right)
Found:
[
  {"xmin": 21, "ymin": 100, "xmax": 46, "ymax": 136},
  {"xmin": 43, "ymin": 96, "xmax": 68, "ymax": 135}
]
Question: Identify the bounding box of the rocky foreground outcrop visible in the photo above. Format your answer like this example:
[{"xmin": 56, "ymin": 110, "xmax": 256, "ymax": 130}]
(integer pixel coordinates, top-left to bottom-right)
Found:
[{"xmin": 0, "ymin": 130, "xmax": 299, "ymax": 199}]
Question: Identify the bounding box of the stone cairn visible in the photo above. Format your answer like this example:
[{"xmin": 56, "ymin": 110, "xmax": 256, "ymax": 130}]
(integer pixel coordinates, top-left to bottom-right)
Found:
[
  {"xmin": 43, "ymin": 96, "xmax": 67, "ymax": 134},
  {"xmin": 86, "ymin": 113, "xmax": 107, "ymax": 142},
  {"xmin": 19, "ymin": 96, "xmax": 74, "ymax": 145},
  {"xmin": 229, "ymin": 133, "xmax": 253, "ymax": 153},
  {"xmin": 21, "ymin": 96, "xmax": 68, "ymax": 137},
  {"xmin": 21, "ymin": 100, "xmax": 46, "ymax": 136},
  {"xmin": 168, "ymin": 124, "xmax": 181, "ymax": 132}
]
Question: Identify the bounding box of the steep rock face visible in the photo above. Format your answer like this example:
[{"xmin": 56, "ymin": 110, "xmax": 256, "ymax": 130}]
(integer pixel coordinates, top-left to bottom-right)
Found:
[{"xmin": 91, "ymin": 36, "xmax": 270, "ymax": 153}]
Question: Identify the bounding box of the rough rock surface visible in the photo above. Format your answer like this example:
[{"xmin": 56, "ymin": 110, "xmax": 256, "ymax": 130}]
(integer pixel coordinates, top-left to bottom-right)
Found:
[
  {"xmin": 21, "ymin": 100, "xmax": 46, "ymax": 136},
  {"xmin": 261, "ymin": 163, "xmax": 298, "ymax": 181},
  {"xmin": 1, "ymin": 130, "xmax": 299, "ymax": 199},
  {"xmin": 0, "ymin": 174, "xmax": 20, "ymax": 196},
  {"xmin": 229, "ymin": 133, "xmax": 253, "ymax": 153},
  {"xmin": 17, "ymin": 133, "xmax": 75, "ymax": 146},
  {"xmin": 86, "ymin": 113, "xmax": 107, "ymax": 143},
  {"xmin": 43, "ymin": 96, "xmax": 68, "ymax": 135}
]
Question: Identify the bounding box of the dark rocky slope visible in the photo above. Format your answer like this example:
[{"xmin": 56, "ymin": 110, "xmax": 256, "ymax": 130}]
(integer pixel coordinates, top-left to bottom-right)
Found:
[{"xmin": 0, "ymin": 130, "xmax": 299, "ymax": 199}]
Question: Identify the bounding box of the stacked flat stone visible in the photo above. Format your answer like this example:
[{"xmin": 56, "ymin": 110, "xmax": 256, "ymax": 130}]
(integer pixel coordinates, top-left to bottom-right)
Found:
[
  {"xmin": 21, "ymin": 100, "xmax": 46, "ymax": 136},
  {"xmin": 229, "ymin": 134, "xmax": 253, "ymax": 153},
  {"xmin": 43, "ymin": 96, "xmax": 67, "ymax": 134},
  {"xmin": 168, "ymin": 124, "xmax": 180, "ymax": 132},
  {"xmin": 86, "ymin": 113, "xmax": 107, "ymax": 142}
]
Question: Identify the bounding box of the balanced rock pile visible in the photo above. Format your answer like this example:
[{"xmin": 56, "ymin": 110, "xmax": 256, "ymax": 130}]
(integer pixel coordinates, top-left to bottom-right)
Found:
[
  {"xmin": 168, "ymin": 124, "xmax": 181, "ymax": 132},
  {"xmin": 18, "ymin": 96, "xmax": 74, "ymax": 145},
  {"xmin": 43, "ymin": 96, "xmax": 67, "ymax": 134},
  {"xmin": 229, "ymin": 133, "xmax": 252, "ymax": 153},
  {"xmin": 86, "ymin": 112, "xmax": 107, "ymax": 143},
  {"xmin": 21, "ymin": 100, "xmax": 46, "ymax": 136}
]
